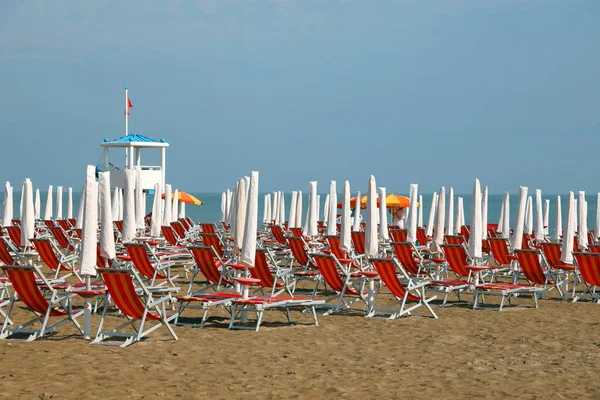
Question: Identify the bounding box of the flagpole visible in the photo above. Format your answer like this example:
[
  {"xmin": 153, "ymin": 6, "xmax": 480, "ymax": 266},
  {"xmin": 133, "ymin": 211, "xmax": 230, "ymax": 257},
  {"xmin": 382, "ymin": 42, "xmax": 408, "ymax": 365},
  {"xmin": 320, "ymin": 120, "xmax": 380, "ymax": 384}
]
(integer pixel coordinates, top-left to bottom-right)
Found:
[{"xmin": 125, "ymin": 86, "xmax": 129, "ymax": 169}]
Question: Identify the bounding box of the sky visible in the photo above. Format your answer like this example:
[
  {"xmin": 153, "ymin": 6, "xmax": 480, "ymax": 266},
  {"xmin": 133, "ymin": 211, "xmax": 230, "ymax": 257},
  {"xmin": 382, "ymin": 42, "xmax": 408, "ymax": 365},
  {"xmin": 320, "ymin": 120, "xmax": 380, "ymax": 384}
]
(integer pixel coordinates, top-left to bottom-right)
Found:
[{"xmin": 0, "ymin": 0, "xmax": 598, "ymax": 195}]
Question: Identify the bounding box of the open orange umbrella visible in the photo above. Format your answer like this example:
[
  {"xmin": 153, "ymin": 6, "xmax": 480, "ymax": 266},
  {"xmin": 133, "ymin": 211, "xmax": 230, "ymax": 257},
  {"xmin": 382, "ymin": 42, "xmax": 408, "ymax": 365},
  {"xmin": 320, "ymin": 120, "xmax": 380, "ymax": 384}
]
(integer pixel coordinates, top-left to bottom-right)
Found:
[
  {"xmin": 161, "ymin": 191, "xmax": 203, "ymax": 206},
  {"xmin": 337, "ymin": 197, "xmax": 365, "ymax": 209},
  {"xmin": 361, "ymin": 194, "xmax": 417, "ymax": 208}
]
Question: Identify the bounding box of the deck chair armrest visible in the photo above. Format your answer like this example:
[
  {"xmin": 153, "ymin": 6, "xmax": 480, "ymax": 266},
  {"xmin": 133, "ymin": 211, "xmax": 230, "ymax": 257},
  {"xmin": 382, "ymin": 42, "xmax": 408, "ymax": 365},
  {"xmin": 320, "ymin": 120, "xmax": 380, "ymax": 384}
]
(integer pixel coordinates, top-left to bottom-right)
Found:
[
  {"xmin": 148, "ymin": 295, "xmax": 173, "ymax": 308},
  {"xmin": 407, "ymin": 281, "xmax": 430, "ymax": 290}
]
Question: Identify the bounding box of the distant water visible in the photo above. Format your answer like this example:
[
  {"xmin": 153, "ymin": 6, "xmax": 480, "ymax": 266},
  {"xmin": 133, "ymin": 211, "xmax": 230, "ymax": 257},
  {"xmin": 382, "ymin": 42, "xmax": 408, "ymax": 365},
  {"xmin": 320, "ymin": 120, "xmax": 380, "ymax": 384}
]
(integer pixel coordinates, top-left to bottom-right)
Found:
[{"xmin": 10, "ymin": 192, "xmax": 597, "ymax": 235}]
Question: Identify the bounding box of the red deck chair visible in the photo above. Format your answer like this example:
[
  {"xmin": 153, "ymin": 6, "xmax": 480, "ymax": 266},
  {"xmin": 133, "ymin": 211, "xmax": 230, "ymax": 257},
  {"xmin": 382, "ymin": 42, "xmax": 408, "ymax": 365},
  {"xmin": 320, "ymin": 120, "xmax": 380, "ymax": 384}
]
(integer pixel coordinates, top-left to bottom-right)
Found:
[
  {"xmin": 93, "ymin": 267, "xmax": 178, "ymax": 347},
  {"xmin": 588, "ymin": 230, "xmax": 596, "ymax": 245},
  {"xmin": 388, "ymin": 228, "xmax": 408, "ymax": 243},
  {"xmin": 5, "ymin": 226, "xmax": 24, "ymax": 250},
  {"xmin": 114, "ymin": 220, "xmax": 123, "ymax": 234},
  {"xmin": 587, "ymin": 244, "xmax": 600, "ymax": 254},
  {"xmin": 391, "ymin": 241, "xmax": 438, "ymax": 277},
  {"xmin": 351, "ymin": 231, "xmax": 366, "ymax": 255},
  {"xmin": 0, "ymin": 264, "xmax": 84, "ymax": 341},
  {"xmin": 49, "ymin": 226, "xmax": 76, "ymax": 252},
  {"xmin": 540, "ymin": 242, "xmax": 577, "ymax": 272},
  {"xmin": 487, "ymin": 227, "xmax": 498, "ymax": 239},
  {"xmin": 186, "ymin": 244, "xmax": 232, "ymax": 293},
  {"xmin": 290, "ymin": 227, "xmax": 304, "ymax": 238},
  {"xmin": 325, "ymin": 235, "xmax": 362, "ymax": 263},
  {"xmin": 287, "ymin": 236, "xmax": 322, "ymax": 291},
  {"xmin": 248, "ymin": 249, "xmax": 289, "ymax": 296},
  {"xmin": 514, "ymin": 249, "xmax": 563, "ymax": 299},
  {"xmin": 57, "ymin": 219, "xmax": 72, "ymax": 231},
  {"xmin": 124, "ymin": 242, "xmax": 177, "ymax": 287},
  {"xmin": 310, "ymin": 253, "xmax": 366, "ymax": 314},
  {"xmin": 369, "ymin": 258, "xmax": 437, "ymax": 319},
  {"xmin": 445, "ymin": 235, "xmax": 465, "ymax": 245},
  {"xmin": 171, "ymin": 221, "xmax": 187, "ymax": 241},
  {"xmin": 179, "ymin": 218, "xmax": 191, "ymax": 232},
  {"xmin": 460, "ymin": 226, "xmax": 471, "ymax": 242},
  {"xmin": 573, "ymin": 252, "xmax": 600, "ymax": 302},
  {"xmin": 31, "ymin": 238, "xmax": 75, "ymax": 280},
  {"xmin": 162, "ymin": 225, "xmax": 183, "ymax": 246},
  {"xmin": 488, "ymin": 238, "xmax": 517, "ymax": 267},
  {"xmin": 199, "ymin": 233, "xmax": 225, "ymax": 258},
  {"xmin": 42, "ymin": 220, "xmax": 55, "ymax": 228},
  {"xmin": 68, "ymin": 218, "xmax": 76, "ymax": 228},
  {"xmin": 269, "ymin": 225, "xmax": 288, "ymax": 246},
  {"xmin": 200, "ymin": 223, "xmax": 217, "ymax": 235},
  {"xmin": 0, "ymin": 239, "xmax": 18, "ymax": 265},
  {"xmin": 96, "ymin": 243, "xmax": 113, "ymax": 269},
  {"xmin": 73, "ymin": 228, "xmax": 83, "ymax": 239},
  {"xmin": 416, "ymin": 228, "xmax": 431, "ymax": 247},
  {"xmin": 10, "ymin": 219, "xmax": 20, "ymax": 227}
]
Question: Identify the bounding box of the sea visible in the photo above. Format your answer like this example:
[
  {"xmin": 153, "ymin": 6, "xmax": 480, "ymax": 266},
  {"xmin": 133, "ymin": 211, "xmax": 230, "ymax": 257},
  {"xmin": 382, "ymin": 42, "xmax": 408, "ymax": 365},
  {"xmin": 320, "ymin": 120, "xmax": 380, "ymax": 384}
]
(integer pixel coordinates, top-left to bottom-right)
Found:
[{"xmin": 16, "ymin": 192, "xmax": 595, "ymax": 234}]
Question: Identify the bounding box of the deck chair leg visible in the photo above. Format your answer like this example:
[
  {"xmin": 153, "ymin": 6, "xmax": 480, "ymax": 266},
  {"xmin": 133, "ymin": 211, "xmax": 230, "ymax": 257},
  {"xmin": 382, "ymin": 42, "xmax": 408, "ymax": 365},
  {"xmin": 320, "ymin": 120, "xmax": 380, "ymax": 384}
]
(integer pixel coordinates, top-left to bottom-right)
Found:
[
  {"xmin": 311, "ymin": 305, "xmax": 319, "ymax": 326},
  {"xmin": 498, "ymin": 294, "xmax": 506, "ymax": 311},
  {"xmin": 472, "ymin": 289, "xmax": 479, "ymax": 310}
]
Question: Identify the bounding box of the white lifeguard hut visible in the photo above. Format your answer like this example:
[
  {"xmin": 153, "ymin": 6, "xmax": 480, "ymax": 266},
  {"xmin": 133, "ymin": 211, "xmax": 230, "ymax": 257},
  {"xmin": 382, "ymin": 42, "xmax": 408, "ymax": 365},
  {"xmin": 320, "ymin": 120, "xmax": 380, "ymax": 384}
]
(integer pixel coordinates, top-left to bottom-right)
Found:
[{"xmin": 101, "ymin": 133, "xmax": 169, "ymax": 191}]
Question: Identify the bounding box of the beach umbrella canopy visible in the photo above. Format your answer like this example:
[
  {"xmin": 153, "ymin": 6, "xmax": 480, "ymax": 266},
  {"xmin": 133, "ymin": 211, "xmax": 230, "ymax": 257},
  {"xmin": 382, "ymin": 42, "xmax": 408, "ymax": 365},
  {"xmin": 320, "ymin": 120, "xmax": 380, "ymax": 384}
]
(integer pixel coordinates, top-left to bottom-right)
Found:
[
  {"xmin": 327, "ymin": 183, "xmax": 337, "ymax": 236},
  {"xmin": 554, "ymin": 195, "xmax": 562, "ymax": 241},
  {"xmin": 263, "ymin": 194, "xmax": 271, "ymax": 224},
  {"xmin": 561, "ymin": 192, "xmax": 575, "ymax": 264},
  {"xmin": 278, "ymin": 191, "xmax": 285, "ymax": 226},
  {"xmin": 323, "ymin": 194, "xmax": 330, "ymax": 226},
  {"xmin": 80, "ymin": 165, "xmax": 99, "ymax": 277},
  {"xmin": 289, "ymin": 191, "xmax": 298, "ymax": 229},
  {"xmin": 55, "ymin": 186, "xmax": 63, "ymax": 220},
  {"xmin": 225, "ymin": 190, "xmax": 232, "ymax": 223},
  {"xmin": 99, "ymin": 172, "xmax": 116, "ymax": 261},
  {"xmin": 407, "ymin": 184, "xmax": 418, "ymax": 244},
  {"xmin": 365, "ymin": 175, "xmax": 378, "ymax": 257},
  {"xmin": 431, "ymin": 187, "xmax": 446, "ymax": 253},
  {"xmin": 221, "ymin": 192, "xmax": 227, "ymax": 222},
  {"xmin": 179, "ymin": 201, "xmax": 185, "ymax": 218},
  {"xmin": 578, "ymin": 191, "xmax": 588, "ymax": 250},
  {"xmin": 118, "ymin": 188, "xmax": 124, "ymax": 221},
  {"xmin": 498, "ymin": 194, "xmax": 505, "ymax": 235},
  {"xmin": 512, "ymin": 186, "xmax": 528, "ymax": 250},
  {"xmin": 468, "ymin": 180, "xmax": 482, "ymax": 258},
  {"xmin": 482, "ymin": 186, "xmax": 488, "ymax": 240},
  {"xmin": 2, "ymin": 182, "xmax": 12, "ymax": 226},
  {"xmin": 379, "ymin": 187, "xmax": 389, "ymax": 241},
  {"xmin": 161, "ymin": 191, "xmax": 203, "ymax": 206},
  {"xmin": 295, "ymin": 191, "xmax": 303, "ymax": 230},
  {"xmin": 240, "ymin": 171, "xmax": 259, "ymax": 268},
  {"xmin": 233, "ymin": 178, "xmax": 247, "ymax": 255},
  {"xmin": 76, "ymin": 186, "xmax": 85, "ymax": 229},
  {"xmin": 67, "ymin": 187, "xmax": 73, "ymax": 219},
  {"xmin": 163, "ymin": 184, "xmax": 172, "ymax": 226},
  {"xmin": 352, "ymin": 191, "xmax": 361, "ymax": 232},
  {"xmin": 543, "ymin": 199, "xmax": 550, "ymax": 236},
  {"xmin": 447, "ymin": 187, "xmax": 454, "ymax": 236},
  {"xmin": 228, "ymin": 182, "xmax": 239, "ymax": 231},
  {"xmin": 44, "ymin": 185, "xmax": 53, "ymax": 220},
  {"xmin": 122, "ymin": 170, "xmax": 136, "ymax": 242},
  {"xmin": 171, "ymin": 189, "xmax": 179, "ymax": 224},
  {"xmin": 21, "ymin": 179, "xmax": 34, "ymax": 248},
  {"xmin": 343, "ymin": 194, "xmax": 415, "ymax": 210},
  {"xmin": 111, "ymin": 187, "xmax": 119, "ymax": 221},
  {"xmin": 426, "ymin": 193, "xmax": 438, "ymax": 238},
  {"xmin": 418, "ymin": 194, "xmax": 423, "ymax": 227},
  {"xmin": 340, "ymin": 181, "xmax": 352, "ymax": 252},
  {"xmin": 534, "ymin": 190, "xmax": 545, "ymax": 242},
  {"xmin": 135, "ymin": 170, "xmax": 145, "ymax": 230},
  {"xmin": 596, "ymin": 194, "xmax": 600, "ymax": 241},
  {"xmin": 34, "ymin": 188, "xmax": 41, "ymax": 220},
  {"xmin": 524, "ymin": 196, "xmax": 533, "ymax": 236},
  {"xmin": 150, "ymin": 183, "xmax": 162, "ymax": 238},
  {"xmin": 306, "ymin": 182, "xmax": 318, "ymax": 237},
  {"xmin": 501, "ymin": 192, "xmax": 510, "ymax": 239}
]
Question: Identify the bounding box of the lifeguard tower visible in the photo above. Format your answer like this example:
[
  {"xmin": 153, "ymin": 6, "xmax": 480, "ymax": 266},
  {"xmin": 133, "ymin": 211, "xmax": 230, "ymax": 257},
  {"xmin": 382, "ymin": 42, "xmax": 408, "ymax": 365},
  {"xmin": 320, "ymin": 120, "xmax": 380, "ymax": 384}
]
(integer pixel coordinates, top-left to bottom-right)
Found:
[{"xmin": 100, "ymin": 133, "xmax": 169, "ymax": 191}]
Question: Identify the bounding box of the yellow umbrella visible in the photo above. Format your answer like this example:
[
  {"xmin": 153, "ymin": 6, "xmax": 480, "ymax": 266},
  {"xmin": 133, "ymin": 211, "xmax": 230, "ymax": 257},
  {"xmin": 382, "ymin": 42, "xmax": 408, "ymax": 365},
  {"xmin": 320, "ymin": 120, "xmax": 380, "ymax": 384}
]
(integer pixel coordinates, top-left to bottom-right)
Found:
[
  {"xmin": 162, "ymin": 191, "xmax": 203, "ymax": 206},
  {"xmin": 360, "ymin": 194, "xmax": 418, "ymax": 208}
]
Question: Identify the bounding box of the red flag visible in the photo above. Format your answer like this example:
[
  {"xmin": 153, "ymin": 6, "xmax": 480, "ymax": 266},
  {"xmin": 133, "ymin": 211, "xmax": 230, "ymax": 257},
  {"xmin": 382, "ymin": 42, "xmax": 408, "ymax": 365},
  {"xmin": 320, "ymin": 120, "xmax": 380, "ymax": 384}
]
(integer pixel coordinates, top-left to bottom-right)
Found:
[{"xmin": 126, "ymin": 98, "xmax": 133, "ymax": 115}]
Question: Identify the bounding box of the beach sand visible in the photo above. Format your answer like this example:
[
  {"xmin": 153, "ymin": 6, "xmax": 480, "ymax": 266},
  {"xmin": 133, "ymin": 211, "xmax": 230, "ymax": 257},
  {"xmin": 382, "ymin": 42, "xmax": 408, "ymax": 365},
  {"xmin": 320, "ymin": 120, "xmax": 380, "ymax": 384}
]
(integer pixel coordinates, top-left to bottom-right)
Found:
[{"xmin": 0, "ymin": 278, "xmax": 599, "ymax": 400}]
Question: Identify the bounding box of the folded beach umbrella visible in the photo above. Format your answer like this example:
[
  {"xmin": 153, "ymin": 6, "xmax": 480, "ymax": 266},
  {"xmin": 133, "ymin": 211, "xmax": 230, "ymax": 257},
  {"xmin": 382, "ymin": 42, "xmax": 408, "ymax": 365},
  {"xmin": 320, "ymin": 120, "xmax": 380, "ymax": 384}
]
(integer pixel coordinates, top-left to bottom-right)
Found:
[
  {"xmin": 455, "ymin": 197, "xmax": 464, "ymax": 234},
  {"xmin": 122, "ymin": 170, "xmax": 136, "ymax": 242},
  {"xmin": 512, "ymin": 186, "xmax": 528, "ymax": 250},
  {"xmin": 501, "ymin": 192, "xmax": 510, "ymax": 239},
  {"xmin": 21, "ymin": 179, "xmax": 34, "ymax": 248},
  {"xmin": 228, "ymin": 182, "xmax": 238, "ymax": 231},
  {"xmin": 378, "ymin": 187, "xmax": 389, "ymax": 241},
  {"xmin": 418, "ymin": 194, "xmax": 423, "ymax": 228},
  {"xmin": 271, "ymin": 191, "xmax": 279, "ymax": 224},
  {"xmin": 67, "ymin": 187, "xmax": 73, "ymax": 219},
  {"xmin": 34, "ymin": 188, "xmax": 41, "ymax": 220},
  {"xmin": 352, "ymin": 191, "xmax": 362, "ymax": 232},
  {"xmin": 289, "ymin": 191, "xmax": 298, "ymax": 229},
  {"xmin": 56, "ymin": 186, "xmax": 63, "ymax": 220},
  {"xmin": 498, "ymin": 195, "xmax": 505, "ymax": 235},
  {"xmin": 596, "ymin": 193, "xmax": 600, "ymax": 241},
  {"xmin": 447, "ymin": 187, "xmax": 454, "ymax": 236},
  {"xmin": 316, "ymin": 195, "xmax": 321, "ymax": 223},
  {"xmin": 179, "ymin": 202, "xmax": 185, "ymax": 218},
  {"xmin": 364, "ymin": 175, "xmax": 378, "ymax": 257},
  {"xmin": 482, "ymin": 186, "xmax": 488, "ymax": 240},
  {"xmin": 112, "ymin": 187, "xmax": 119, "ymax": 221},
  {"xmin": 76, "ymin": 186, "xmax": 85, "ymax": 229},
  {"xmin": 407, "ymin": 184, "xmax": 418, "ymax": 244},
  {"xmin": 295, "ymin": 191, "xmax": 303, "ymax": 230},
  {"xmin": 99, "ymin": 172, "xmax": 116, "ymax": 262},
  {"xmin": 554, "ymin": 195, "xmax": 562, "ymax": 241},
  {"xmin": 561, "ymin": 192, "xmax": 575, "ymax": 264},
  {"xmin": 263, "ymin": 194, "xmax": 271, "ymax": 224},
  {"xmin": 150, "ymin": 183, "xmax": 162, "ymax": 238},
  {"xmin": 19, "ymin": 183, "xmax": 23, "ymax": 220},
  {"xmin": 426, "ymin": 192, "xmax": 438, "ymax": 238},
  {"xmin": 80, "ymin": 165, "xmax": 99, "ymax": 277},
  {"xmin": 524, "ymin": 196, "xmax": 533, "ymax": 236},
  {"xmin": 543, "ymin": 199, "xmax": 550, "ymax": 236},
  {"xmin": 340, "ymin": 181, "xmax": 352, "ymax": 252},
  {"xmin": 233, "ymin": 178, "xmax": 247, "ymax": 255},
  {"xmin": 163, "ymin": 184, "xmax": 172, "ymax": 226},
  {"xmin": 534, "ymin": 190, "xmax": 545, "ymax": 242},
  {"xmin": 226, "ymin": 189, "xmax": 233, "ymax": 223},
  {"xmin": 431, "ymin": 187, "xmax": 446, "ymax": 253},
  {"xmin": 468, "ymin": 180, "xmax": 482, "ymax": 258},
  {"xmin": 240, "ymin": 171, "xmax": 259, "ymax": 268},
  {"xmin": 221, "ymin": 192, "xmax": 227, "ymax": 222},
  {"xmin": 323, "ymin": 194, "xmax": 330, "ymax": 226},
  {"xmin": 44, "ymin": 185, "xmax": 53, "ymax": 220},
  {"xmin": 118, "ymin": 188, "xmax": 124, "ymax": 221},
  {"xmin": 327, "ymin": 183, "xmax": 337, "ymax": 236},
  {"xmin": 2, "ymin": 182, "xmax": 12, "ymax": 225},
  {"xmin": 578, "ymin": 191, "xmax": 588, "ymax": 250},
  {"xmin": 278, "ymin": 191, "xmax": 285, "ymax": 226},
  {"xmin": 171, "ymin": 189, "xmax": 179, "ymax": 224},
  {"xmin": 306, "ymin": 182, "xmax": 318, "ymax": 237},
  {"xmin": 135, "ymin": 170, "xmax": 145, "ymax": 230}
]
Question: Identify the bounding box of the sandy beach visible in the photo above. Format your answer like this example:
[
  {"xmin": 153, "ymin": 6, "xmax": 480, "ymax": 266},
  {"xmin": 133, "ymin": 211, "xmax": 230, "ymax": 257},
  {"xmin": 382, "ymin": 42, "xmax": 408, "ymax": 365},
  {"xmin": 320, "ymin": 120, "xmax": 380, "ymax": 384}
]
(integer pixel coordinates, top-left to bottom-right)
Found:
[{"xmin": 1, "ymin": 276, "xmax": 599, "ymax": 400}]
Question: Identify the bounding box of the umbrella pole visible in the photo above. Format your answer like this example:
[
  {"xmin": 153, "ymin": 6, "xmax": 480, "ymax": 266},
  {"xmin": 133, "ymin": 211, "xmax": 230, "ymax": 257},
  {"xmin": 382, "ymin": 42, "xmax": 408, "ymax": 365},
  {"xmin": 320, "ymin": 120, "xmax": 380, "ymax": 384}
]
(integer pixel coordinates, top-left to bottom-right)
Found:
[
  {"xmin": 241, "ymin": 266, "xmax": 249, "ymax": 324},
  {"xmin": 83, "ymin": 275, "xmax": 92, "ymax": 339}
]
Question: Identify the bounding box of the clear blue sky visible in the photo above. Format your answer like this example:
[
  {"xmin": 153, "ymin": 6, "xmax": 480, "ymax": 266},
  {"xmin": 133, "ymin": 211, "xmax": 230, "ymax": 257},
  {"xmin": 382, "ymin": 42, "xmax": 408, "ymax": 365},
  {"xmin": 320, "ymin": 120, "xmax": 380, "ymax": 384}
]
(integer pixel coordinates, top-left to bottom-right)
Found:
[{"xmin": 1, "ymin": 1, "xmax": 598, "ymax": 194}]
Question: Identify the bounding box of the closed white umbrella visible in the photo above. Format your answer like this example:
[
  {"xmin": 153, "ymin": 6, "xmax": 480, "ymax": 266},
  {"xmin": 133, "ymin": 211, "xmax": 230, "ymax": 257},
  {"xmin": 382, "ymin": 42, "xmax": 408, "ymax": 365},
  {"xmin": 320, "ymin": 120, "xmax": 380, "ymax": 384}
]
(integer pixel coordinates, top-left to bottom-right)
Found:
[
  {"xmin": 579, "ymin": 191, "xmax": 588, "ymax": 250},
  {"xmin": 327, "ymin": 182, "xmax": 337, "ymax": 236},
  {"xmin": 111, "ymin": 187, "xmax": 119, "ymax": 221},
  {"xmin": 228, "ymin": 183, "xmax": 239, "ymax": 232},
  {"xmin": 352, "ymin": 191, "xmax": 362, "ymax": 232},
  {"xmin": 365, "ymin": 175, "xmax": 378, "ymax": 257},
  {"xmin": 498, "ymin": 195, "xmax": 505, "ymax": 235},
  {"xmin": 543, "ymin": 199, "xmax": 550, "ymax": 236},
  {"xmin": 407, "ymin": 184, "xmax": 418, "ymax": 244},
  {"xmin": 240, "ymin": 171, "xmax": 259, "ymax": 268},
  {"xmin": 512, "ymin": 186, "xmax": 528, "ymax": 250},
  {"xmin": 44, "ymin": 185, "xmax": 53, "ymax": 220},
  {"xmin": 122, "ymin": 170, "xmax": 136, "ymax": 242},
  {"xmin": 554, "ymin": 195, "xmax": 562, "ymax": 241},
  {"xmin": 19, "ymin": 183, "xmax": 23, "ymax": 220},
  {"xmin": 118, "ymin": 188, "xmax": 124, "ymax": 221},
  {"xmin": 482, "ymin": 186, "xmax": 488, "ymax": 240},
  {"xmin": 426, "ymin": 192, "xmax": 438, "ymax": 238},
  {"xmin": 278, "ymin": 191, "xmax": 285, "ymax": 226},
  {"xmin": 55, "ymin": 186, "xmax": 63, "ymax": 220},
  {"xmin": 561, "ymin": 192, "xmax": 575, "ymax": 264},
  {"xmin": 306, "ymin": 182, "xmax": 318, "ymax": 237},
  {"xmin": 295, "ymin": 191, "xmax": 303, "ymax": 230},
  {"xmin": 226, "ymin": 189, "xmax": 233, "ymax": 224},
  {"xmin": 2, "ymin": 182, "xmax": 12, "ymax": 225},
  {"xmin": 316, "ymin": 195, "xmax": 321, "ymax": 224},
  {"xmin": 99, "ymin": 172, "xmax": 116, "ymax": 262},
  {"xmin": 163, "ymin": 184, "xmax": 172, "ymax": 226},
  {"xmin": 447, "ymin": 187, "xmax": 454, "ymax": 237},
  {"xmin": 271, "ymin": 191, "xmax": 279, "ymax": 224},
  {"xmin": 289, "ymin": 191, "xmax": 298, "ymax": 229},
  {"xmin": 135, "ymin": 169, "xmax": 145, "ymax": 230},
  {"xmin": 524, "ymin": 196, "xmax": 533, "ymax": 236},
  {"xmin": 76, "ymin": 186, "xmax": 85, "ymax": 229},
  {"xmin": 150, "ymin": 183, "xmax": 163, "ymax": 238},
  {"xmin": 501, "ymin": 192, "xmax": 510, "ymax": 239},
  {"xmin": 455, "ymin": 197, "xmax": 464, "ymax": 234},
  {"xmin": 221, "ymin": 192, "xmax": 227, "ymax": 222},
  {"xmin": 323, "ymin": 194, "xmax": 330, "ymax": 227},
  {"xmin": 34, "ymin": 188, "xmax": 41, "ymax": 220},
  {"xmin": 263, "ymin": 194, "xmax": 271, "ymax": 224},
  {"xmin": 340, "ymin": 181, "xmax": 352, "ymax": 252},
  {"xmin": 171, "ymin": 189, "xmax": 179, "ymax": 224},
  {"xmin": 179, "ymin": 201, "xmax": 185, "ymax": 218},
  {"xmin": 534, "ymin": 189, "xmax": 545, "ymax": 242},
  {"xmin": 596, "ymin": 194, "xmax": 600, "ymax": 241},
  {"xmin": 468, "ymin": 180, "xmax": 482, "ymax": 258},
  {"xmin": 378, "ymin": 187, "xmax": 389, "ymax": 241},
  {"xmin": 67, "ymin": 187, "xmax": 73, "ymax": 219},
  {"xmin": 80, "ymin": 165, "xmax": 99, "ymax": 339},
  {"xmin": 431, "ymin": 187, "xmax": 446, "ymax": 253},
  {"xmin": 21, "ymin": 179, "xmax": 34, "ymax": 249},
  {"xmin": 233, "ymin": 178, "xmax": 247, "ymax": 255},
  {"xmin": 418, "ymin": 194, "xmax": 424, "ymax": 227}
]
